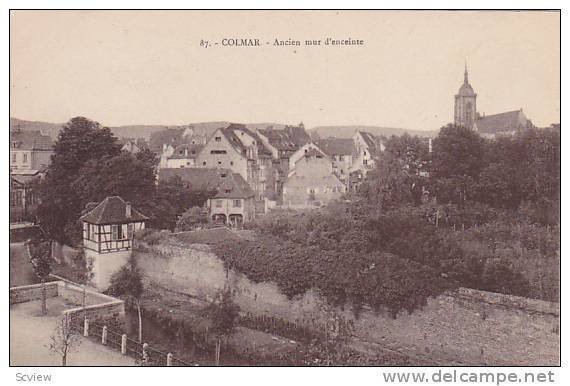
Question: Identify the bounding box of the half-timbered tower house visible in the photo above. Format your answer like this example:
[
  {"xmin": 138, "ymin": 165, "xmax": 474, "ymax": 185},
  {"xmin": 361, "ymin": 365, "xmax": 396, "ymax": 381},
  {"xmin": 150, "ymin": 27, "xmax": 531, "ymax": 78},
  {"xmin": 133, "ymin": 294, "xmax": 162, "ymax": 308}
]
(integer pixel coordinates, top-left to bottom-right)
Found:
[{"xmin": 80, "ymin": 196, "xmax": 148, "ymax": 289}]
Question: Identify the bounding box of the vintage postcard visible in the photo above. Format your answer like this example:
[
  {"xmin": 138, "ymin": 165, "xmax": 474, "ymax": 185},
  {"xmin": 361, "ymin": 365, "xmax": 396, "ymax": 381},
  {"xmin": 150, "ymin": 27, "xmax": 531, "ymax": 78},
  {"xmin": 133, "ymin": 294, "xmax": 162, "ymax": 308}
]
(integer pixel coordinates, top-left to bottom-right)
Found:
[{"xmin": 7, "ymin": 7, "xmax": 561, "ymax": 381}]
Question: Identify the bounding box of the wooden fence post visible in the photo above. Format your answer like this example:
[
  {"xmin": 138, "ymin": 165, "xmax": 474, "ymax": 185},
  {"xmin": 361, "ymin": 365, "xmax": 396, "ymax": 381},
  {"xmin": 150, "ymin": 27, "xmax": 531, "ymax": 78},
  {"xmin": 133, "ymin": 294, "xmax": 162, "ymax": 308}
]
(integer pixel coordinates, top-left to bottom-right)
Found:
[
  {"xmin": 83, "ymin": 318, "xmax": 89, "ymax": 337},
  {"xmin": 102, "ymin": 326, "xmax": 107, "ymax": 345},
  {"xmin": 142, "ymin": 343, "xmax": 149, "ymax": 363},
  {"xmin": 166, "ymin": 353, "xmax": 173, "ymax": 366},
  {"xmin": 121, "ymin": 334, "xmax": 127, "ymax": 355}
]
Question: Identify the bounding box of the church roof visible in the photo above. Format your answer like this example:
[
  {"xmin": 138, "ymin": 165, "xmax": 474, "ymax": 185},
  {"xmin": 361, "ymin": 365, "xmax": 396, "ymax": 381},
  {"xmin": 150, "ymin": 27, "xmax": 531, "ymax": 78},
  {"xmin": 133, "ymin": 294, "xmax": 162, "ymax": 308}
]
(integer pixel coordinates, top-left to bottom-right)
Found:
[
  {"xmin": 456, "ymin": 67, "xmax": 476, "ymax": 97},
  {"xmin": 457, "ymin": 82, "xmax": 476, "ymax": 96},
  {"xmin": 475, "ymin": 109, "xmax": 531, "ymax": 134},
  {"xmin": 80, "ymin": 196, "xmax": 148, "ymax": 224}
]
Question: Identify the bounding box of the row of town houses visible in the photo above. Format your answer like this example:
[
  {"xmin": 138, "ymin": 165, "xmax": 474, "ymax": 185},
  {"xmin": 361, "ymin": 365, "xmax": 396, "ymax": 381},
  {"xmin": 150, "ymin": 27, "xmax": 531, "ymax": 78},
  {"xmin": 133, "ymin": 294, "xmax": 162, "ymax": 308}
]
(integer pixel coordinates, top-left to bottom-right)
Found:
[
  {"xmin": 9, "ymin": 123, "xmax": 386, "ymax": 228},
  {"xmin": 128, "ymin": 123, "xmax": 386, "ymax": 227}
]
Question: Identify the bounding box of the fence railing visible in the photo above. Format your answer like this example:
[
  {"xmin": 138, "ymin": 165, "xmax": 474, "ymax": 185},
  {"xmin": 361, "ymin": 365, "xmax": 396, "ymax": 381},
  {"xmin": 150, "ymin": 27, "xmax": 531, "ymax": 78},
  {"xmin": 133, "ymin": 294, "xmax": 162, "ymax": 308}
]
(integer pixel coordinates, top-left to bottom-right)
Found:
[{"xmin": 69, "ymin": 317, "xmax": 193, "ymax": 366}]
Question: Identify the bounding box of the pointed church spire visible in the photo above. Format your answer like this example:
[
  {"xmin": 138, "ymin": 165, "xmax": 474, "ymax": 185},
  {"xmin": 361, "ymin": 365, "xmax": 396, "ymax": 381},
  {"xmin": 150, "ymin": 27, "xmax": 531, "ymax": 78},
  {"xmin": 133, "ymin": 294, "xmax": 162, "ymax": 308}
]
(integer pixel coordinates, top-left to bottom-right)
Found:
[{"xmin": 464, "ymin": 61, "xmax": 469, "ymax": 84}]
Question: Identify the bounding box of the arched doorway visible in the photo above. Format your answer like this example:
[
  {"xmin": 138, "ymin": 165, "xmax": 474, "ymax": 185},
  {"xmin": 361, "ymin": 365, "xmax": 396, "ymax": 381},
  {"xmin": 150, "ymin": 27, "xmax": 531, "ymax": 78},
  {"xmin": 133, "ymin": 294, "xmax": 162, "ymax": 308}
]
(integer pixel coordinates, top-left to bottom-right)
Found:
[
  {"xmin": 212, "ymin": 213, "xmax": 227, "ymax": 225},
  {"xmin": 229, "ymin": 214, "xmax": 244, "ymax": 229}
]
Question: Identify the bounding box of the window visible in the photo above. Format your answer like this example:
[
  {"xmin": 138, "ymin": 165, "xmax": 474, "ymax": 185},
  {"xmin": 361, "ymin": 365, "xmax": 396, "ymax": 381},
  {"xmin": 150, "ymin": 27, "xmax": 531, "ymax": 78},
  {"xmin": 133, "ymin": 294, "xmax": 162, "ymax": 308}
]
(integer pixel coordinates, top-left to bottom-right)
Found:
[
  {"xmin": 218, "ymin": 161, "xmax": 222, "ymax": 165},
  {"xmin": 203, "ymin": 161, "xmax": 206, "ymax": 166},
  {"xmin": 127, "ymin": 223, "xmax": 134, "ymax": 239},
  {"xmin": 11, "ymin": 153, "xmax": 16, "ymax": 163},
  {"xmin": 215, "ymin": 200, "xmax": 223, "ymax": 208},
  {"xmin": 23, "ymin": 154, "xmax": 28, "ymax": 163},
  {"xmin": 10, "ymin": 191, "xmax": 22, "ymax": 206},
  {"xmin": 233, "ymin": 199, "xmax": 242, "ymax": 208},
  {"xmin": 215, "ymin": 136, "xmax": 222, "ymax": 142},
  {"xmin": 86, "ymin": 224, "xmax": 91, "ymax": 240},
  {"xmin": 363, "ymin": 159, "xmax": 368, "ymax": 165},
  {"xmin": 230, "ymin": 161, "xmax": 234, "ymax": 166},
  {"xmin": 112, "ymin": 225, "xmax": 124, "ymax": 240},
  {"xmin": 225, "ymin": 189, "xmax": 231, "ymax": 194},
  {"xmin": 211, "ymin": 150, "xmax": 227, "ymax": 154}
]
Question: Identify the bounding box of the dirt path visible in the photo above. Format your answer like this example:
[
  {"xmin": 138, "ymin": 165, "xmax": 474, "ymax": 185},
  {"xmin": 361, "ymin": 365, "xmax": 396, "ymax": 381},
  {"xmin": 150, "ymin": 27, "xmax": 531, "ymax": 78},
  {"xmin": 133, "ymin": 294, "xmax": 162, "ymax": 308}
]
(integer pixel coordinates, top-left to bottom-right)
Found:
[{"xmin": 10, "ymin": 299, "xmax": 135, "ymax": 366}]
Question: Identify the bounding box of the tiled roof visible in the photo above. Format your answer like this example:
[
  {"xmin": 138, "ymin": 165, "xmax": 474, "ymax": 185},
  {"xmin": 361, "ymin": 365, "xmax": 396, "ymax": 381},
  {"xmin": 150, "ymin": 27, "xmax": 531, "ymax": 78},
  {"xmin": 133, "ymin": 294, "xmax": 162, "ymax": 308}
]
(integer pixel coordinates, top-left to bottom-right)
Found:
[
  {"xmin": 258, "ymin": 125, "xmax": 311, "ymax": 152},
  {"xmin": 304, "ymin": 147, "xmax": 326, "ymax": 158},
  {"xmin": 358, "ymin": 131, "xmax": 383, "ymax": 156},
  {"xmin": 315, "ymin": 138, "xmax": 355, "ymax": 156},
  {"xmin": 214, "ymin": 173, "xmax": 255, "ymax": 199},
  {"xmin": 80, "ymin": 196, "xmax": 148, "ymax": 224},
  {"xmin": 475, "ymin": 110, "xmax": 531, "ymax": 134},
  {"xmin": 158, "ymin": 167, "xmax": 254, "ymax": 199},
  {"xmin": 220, "ymin": 124, "xmax": 273, "ymax": 158},
  {"xmin": 10, "ymin": 130, "xmax": 53, "ymax": 151},
  {"xmin": 149, "ymin": 128, "xmax": 184, "ymax": 152},
  {"xmin": 168, "ymin": 144, "xmax": 203, "ymax": 159}
]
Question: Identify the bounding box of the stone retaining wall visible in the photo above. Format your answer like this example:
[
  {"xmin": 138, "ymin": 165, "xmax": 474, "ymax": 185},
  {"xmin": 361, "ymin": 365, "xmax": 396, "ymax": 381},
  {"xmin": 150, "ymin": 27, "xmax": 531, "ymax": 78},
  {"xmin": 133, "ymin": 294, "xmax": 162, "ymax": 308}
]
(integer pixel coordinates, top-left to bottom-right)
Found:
[
  {"xmin": 138, "ymin": 240, "xmax": 560, "ymax": 366},
  {"xmin": 9, "ymin": 282, "xmax": 59, "ymax": 304}
]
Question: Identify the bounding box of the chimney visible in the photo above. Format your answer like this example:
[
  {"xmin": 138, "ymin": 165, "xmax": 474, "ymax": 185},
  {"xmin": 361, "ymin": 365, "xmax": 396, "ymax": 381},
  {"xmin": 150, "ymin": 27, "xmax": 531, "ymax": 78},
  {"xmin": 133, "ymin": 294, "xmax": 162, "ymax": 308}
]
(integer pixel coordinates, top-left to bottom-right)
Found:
[{"xmin": 125, "ymin": 202, "xmax": 132, "ymax": 218}]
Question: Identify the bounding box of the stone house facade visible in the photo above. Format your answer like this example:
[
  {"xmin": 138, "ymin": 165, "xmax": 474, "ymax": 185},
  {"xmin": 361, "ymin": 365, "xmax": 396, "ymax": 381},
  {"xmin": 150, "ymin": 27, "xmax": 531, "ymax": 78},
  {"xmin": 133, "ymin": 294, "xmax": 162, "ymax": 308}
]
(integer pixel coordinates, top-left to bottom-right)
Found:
[{"xmin": 283, "ymin": 146, "xmax": 346, "ymax": 208}]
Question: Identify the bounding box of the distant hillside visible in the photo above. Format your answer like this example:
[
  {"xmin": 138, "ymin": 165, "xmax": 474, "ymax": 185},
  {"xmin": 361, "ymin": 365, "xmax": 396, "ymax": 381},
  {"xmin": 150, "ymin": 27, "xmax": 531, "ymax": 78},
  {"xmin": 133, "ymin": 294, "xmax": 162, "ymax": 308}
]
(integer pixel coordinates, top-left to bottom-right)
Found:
[
  {"xmin": 10, "ymin": 118, "xmax": 65, "ymax": 140},
  {"xmin": 10, "ymin": 118, "xmax": 294, "ymax": 142},
  {"xmin": 310, "ymin": 125, "xmax": 438, "ymax": 139},
  {"xmin": 10, "ymin": 117, "xmax": 438, "ymax": 143}
]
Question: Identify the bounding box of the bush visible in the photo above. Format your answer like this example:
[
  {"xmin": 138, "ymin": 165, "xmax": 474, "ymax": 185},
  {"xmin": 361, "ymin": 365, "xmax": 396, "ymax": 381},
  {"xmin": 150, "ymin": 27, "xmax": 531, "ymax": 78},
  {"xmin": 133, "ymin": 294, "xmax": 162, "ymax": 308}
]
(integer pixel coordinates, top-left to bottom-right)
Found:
[{"xmin": 175, "ymin": 206, "xmax": 209, "ymax": 232}]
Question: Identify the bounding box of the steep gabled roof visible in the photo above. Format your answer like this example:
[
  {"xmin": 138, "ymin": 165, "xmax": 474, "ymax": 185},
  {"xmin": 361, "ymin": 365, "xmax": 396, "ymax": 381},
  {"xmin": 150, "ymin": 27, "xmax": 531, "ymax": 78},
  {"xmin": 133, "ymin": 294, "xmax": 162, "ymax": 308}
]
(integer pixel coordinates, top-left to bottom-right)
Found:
[
  {"xmin": 149, "ymin": 128, "xmax": 185, "ymax": 152},
  {"xmin": 158, "ymin": 167, "xmax": 254, "ymax": 199},
  {"xmin": 168, "ymin": 144, "xmax": 204, "ymax": 159},
  {"xmin": 258, "ymin": 125, "xmax": 311, "ymax": 152},
  {"xmin": 475, "ymin": 109, "xmax": 531, "ymax": 134},
  {"xmin": 80, "ymin": 196, "xmax": 148, "ymax": 224},
  {"xmin": 358, "ymin": 131, "xmax": 383, "ymax": 156},
  {"xmin": 220, "ymin": 124, "xmax": 273, "ymax": 158},
  {"xmin": 158, "ymin": 168, "xmax": 224, "ymax": 191},
  {"xmin": 315, "ymin": 138, "xmax": 355, "ymax": 156},
  {"xmin": 10, "ymin": 130, "xmax": 53, "ymax": 151},
  {"xmin": 214, "ymin": 173, "xmax": 255, "ymax": 199}
]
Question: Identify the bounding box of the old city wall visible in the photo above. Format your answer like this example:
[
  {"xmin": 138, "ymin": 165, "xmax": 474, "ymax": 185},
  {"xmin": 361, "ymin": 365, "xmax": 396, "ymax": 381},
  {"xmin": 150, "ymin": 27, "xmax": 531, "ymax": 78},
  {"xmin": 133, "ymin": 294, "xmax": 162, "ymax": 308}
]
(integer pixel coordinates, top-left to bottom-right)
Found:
[{"xmin": 138, "ymin": 241, "xmax": 560, "ymax": 366}]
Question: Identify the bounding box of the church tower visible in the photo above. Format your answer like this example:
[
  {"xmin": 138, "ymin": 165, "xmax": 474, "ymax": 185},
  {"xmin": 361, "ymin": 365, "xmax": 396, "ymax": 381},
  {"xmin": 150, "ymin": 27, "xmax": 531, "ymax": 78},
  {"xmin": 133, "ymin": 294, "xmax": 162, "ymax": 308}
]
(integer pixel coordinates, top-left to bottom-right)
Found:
[{"xmin": 454, "ymin": 65, "xmax": 477, "ymax": 129}]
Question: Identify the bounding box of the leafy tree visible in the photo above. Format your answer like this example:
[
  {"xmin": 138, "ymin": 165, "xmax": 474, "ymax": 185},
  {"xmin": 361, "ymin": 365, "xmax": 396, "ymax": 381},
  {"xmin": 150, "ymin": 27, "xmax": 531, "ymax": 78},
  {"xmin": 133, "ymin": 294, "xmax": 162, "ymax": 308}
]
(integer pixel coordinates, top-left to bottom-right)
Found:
[
  {"xmin": 36, "ymin": 117, "xmax": 122, "ymax": 244},
  {"xmin": 151, "ymin": 176, "xmax": 215, "ymax": 231},
  {"xmin": 107, "ymin": 255, "xmax": 145, "ymax": 343},
  {"xmin": 431, "ymin": 124, "xmax": 486, "ymax": 207},
  {"xmin": 73, "ymin": 153, "xmax": 156, "ymax": 210},
  {"xmin": 135, "ymin": 148, "xmax": 159, "ymax": 171},
  {"xmin": 205, "ymin": 287, "xmax": 241, "ymax": 365}
]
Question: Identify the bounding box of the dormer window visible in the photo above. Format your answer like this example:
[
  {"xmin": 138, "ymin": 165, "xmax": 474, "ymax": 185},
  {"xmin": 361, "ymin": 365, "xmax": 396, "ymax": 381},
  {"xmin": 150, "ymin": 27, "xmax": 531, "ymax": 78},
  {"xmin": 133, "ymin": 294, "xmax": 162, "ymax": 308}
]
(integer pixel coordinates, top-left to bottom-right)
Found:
[
  {"xmin": 215, "ymin": 136, "xmax": 222, "ymax": 142},
  {"xmin": 225, "ymin": 189, "xmax": 231, "ymax": 194},
  {"xmin": 221, "ymin": 172, "xmax": 228, "ymax": 177}
]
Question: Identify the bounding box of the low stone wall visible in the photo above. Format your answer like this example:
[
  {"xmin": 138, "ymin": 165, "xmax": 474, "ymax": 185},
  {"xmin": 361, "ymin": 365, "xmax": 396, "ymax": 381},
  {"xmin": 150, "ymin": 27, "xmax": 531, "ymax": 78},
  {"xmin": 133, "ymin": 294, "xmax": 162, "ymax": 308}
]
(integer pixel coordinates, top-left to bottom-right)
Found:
[
  {"xmin": 9, "ymin": 282, "xmax": 59, "ymax": 304},
  {"xmin": 10, "ymin": 280, "xmax": 125, "ymax": 323},
  {"xmin": 137, "ymin": 241, "xmax": 561, "ymax": 366}
]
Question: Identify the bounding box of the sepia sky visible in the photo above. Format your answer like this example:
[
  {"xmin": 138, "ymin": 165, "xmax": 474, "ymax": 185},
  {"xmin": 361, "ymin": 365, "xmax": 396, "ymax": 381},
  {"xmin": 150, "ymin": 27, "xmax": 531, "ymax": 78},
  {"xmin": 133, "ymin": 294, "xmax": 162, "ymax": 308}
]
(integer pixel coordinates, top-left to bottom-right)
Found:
[{"xmin": 10, "ymin": 10, "xmax": 560, "ymax": 131}]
